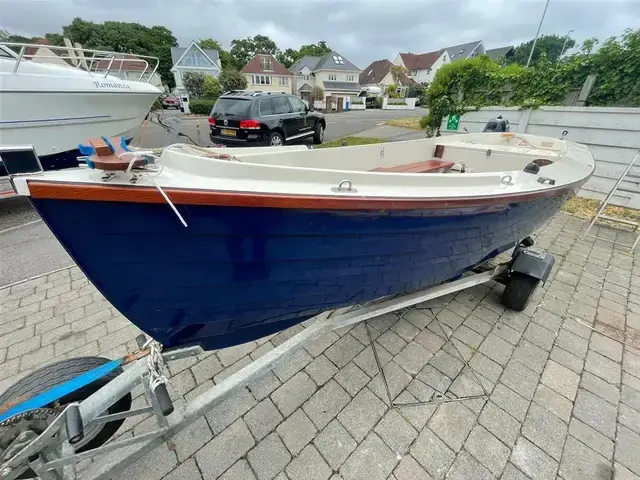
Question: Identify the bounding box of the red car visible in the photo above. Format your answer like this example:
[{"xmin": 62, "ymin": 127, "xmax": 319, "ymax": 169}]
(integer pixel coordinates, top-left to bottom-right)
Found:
[{"xmin": 161, "ymin": 95, "xmax": 181, "ymax": 110}]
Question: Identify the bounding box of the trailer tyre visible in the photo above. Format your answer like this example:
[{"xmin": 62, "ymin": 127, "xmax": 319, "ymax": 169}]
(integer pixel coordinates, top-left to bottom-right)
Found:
[
  {"xmin": 0, "ymin": 356, "xmax": 132, "ymax": 453},
  {"xmin": 502, "ymin": 273, "xmax": 539, "ymax": 311}
]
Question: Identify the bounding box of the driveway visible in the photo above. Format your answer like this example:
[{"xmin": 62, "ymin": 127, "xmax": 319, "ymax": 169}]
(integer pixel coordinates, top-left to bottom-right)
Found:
[{"xmin": 1, "ymin": 212, "xmax": 639, "ymax": 479}]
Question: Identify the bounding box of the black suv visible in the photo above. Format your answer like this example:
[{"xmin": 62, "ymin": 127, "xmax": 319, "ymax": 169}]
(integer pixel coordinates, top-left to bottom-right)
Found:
[{"xmin": 209, "ymin": 91, "xmax": 326, "ymax": 147}]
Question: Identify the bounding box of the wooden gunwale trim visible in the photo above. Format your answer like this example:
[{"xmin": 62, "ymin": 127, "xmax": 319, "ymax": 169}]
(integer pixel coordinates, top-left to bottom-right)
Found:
[{"xmin": 27, "ymin": 180, "xmax": 579, "ymax": 211}]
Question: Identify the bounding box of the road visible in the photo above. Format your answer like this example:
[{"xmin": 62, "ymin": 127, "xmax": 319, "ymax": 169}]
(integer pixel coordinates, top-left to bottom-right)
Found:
[
  {"xmin": 135, "ymin": 108, "xmax": 427, "ymax": 148},
  {"xmin": 0, "ymin": 109, "xmax": 427, "ymax": 286}
]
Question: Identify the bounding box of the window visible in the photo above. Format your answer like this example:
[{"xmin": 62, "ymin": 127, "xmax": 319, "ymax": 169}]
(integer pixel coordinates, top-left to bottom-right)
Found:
[
  {"xmin": 253, "ymin": 75, "xmax": 271, "ymax": 85},
  {"xmin": 279, "ymin": 76, "xmax": 289, "ymax": 86},
  {"xmin": 289, "ymin": 96, "xmax": 306, "ymax": 113},
  {"xmin": 181, "ymin": 48, "xmax": 213, "ymax": 67},
  {"xmin": 212, "ymin": 98, "xmax": 252, "ymax": 116},
  {"xmin": 260, "ymin": 98, "xmax": 275, "ymax": 115},
  {"xmin": 346, "ymin": 75, "xmax": 355, "ymax": 82},
  {"xmin": 329, "ymin": 74, "xmax": 337, "ymax": 81},
  {"xmin": 332, "ymin": 55, "xmax": 344, "ymax": 65},
  {"xmin": 260, "ymin": 56, "xmax": 273, "ymax": 71},
  {"xmin": 272, "ymin": 96, "xmax": 292, "ymax": 114}
]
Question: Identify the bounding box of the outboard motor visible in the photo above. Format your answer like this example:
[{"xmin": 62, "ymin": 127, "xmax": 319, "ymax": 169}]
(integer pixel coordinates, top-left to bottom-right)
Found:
[{"xmin": 483, "ymin": 115, "xmax": 511, "ymax": 132}]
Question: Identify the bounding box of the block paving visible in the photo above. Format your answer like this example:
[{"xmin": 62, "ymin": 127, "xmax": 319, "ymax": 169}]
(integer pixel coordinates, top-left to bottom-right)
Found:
[{"xmin": 1, "ymin": 212, "xmax": 640, "ymax": 479}]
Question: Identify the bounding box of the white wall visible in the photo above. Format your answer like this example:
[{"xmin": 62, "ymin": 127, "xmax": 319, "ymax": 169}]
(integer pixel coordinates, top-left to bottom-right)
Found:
[{"xmin": 441, "ymin": 106, "xmax": 640, "ymax": 208}]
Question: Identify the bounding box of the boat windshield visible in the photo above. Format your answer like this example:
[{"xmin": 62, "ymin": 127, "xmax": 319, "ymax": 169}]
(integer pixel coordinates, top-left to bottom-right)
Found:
[{"xmin": 0, "ymin": 45, "xmax": 18, "ymax": 60}]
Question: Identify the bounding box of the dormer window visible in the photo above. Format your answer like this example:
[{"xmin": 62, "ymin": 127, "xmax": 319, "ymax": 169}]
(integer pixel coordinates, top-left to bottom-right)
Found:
[{"xmin": 260, "ymin": 56, "xmax": 273, "ymax": 71}]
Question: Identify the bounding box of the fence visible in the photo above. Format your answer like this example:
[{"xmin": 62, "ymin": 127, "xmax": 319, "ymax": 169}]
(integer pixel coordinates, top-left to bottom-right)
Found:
[
  {"xmin": 440, "ymin": 106, "xmax": 640, "ymax": 209},
  {"xmin": 382, "ymin": 97, "xmax": 418, "ymax": 110}
]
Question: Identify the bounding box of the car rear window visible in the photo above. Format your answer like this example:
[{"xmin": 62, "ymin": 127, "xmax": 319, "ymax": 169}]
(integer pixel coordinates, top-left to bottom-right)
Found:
[{"xmin": 212, "ymin": 98, "xmax": 252, "ymax": 116}]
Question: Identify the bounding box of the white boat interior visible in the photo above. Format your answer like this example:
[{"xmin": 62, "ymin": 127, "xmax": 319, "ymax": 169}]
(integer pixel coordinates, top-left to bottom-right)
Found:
[{"xmin": 13, "ymin": 133, "xmax": 595, "ymax": 201}]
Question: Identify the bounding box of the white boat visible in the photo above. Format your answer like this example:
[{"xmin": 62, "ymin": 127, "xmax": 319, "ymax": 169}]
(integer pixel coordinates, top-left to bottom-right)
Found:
[
  {"xmin": 9, "ymin": 132, "xmax": 595, "ymax": 350},
  {"xmin": 0, "ymin": 42, "xmax": 162, "ymax": 197}
]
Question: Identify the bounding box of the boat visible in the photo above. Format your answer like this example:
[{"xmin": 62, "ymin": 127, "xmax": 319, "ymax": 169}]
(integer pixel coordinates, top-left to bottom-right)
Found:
[
  {"xmin": 8, "ymin": 132, "xmax": 595, "ymax": 350},
  {"xmin": 0, "ymin": 42, "xmax": 162, "ymax": 197}
]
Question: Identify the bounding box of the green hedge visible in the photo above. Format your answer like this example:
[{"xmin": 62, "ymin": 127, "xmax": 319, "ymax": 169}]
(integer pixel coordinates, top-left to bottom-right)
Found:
[{"xmin": 189, "ymin": 98, "xmax": 217, "ymax": 115}]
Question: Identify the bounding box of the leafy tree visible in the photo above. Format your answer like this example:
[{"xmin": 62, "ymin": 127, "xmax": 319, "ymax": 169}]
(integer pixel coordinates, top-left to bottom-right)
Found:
[
  {"xmin": 203, "ymin": 75, "xmax": 222, "ymax": 98},
  {"xmin": 198, "ymin": 38, "xmax": 234, "ymax": 70},
  {"xmin": 219, "ymin": 69, "xmax": 248, "ymax": 91},
  {"xmin": 312, "ymin": 85, "xmax": 325, "ymax": 101},
  {"xmin": 407, "ymin": 83, "xmax": 427, "ymax": 99},
  {"xmin": 511, "ymin": 34, "xmax": 576, "ymax": 66},
  {"xmin": 298, "ymin": 41, "xmax": 332, "ymax": 57},
  {"xmin": 390, "ymin": 65, "xmax": 408, "ymax": 84},
  {"xmin": 581, "ymin": 37, "xmax": 599, "ymax": 54},
  {"xmin": 230, "ymin": 35, "xmax": 278, "ymax": 69},
  {"xmin": 61, "ymin": 17, "xmax": 178, "ymax": 87},
  {"xmin": 276, "ymin": 48, "xmax": 299, "ymax": 68},
  {"xmin": 183, "ymin": 71, "xmax": 206, "ymax": 97}
]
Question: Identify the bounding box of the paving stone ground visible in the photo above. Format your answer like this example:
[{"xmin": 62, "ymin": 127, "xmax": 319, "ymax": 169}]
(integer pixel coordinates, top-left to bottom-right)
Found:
[{"xmin": 1, "ymin": 212, "xmax": 640, "ymax": 479}]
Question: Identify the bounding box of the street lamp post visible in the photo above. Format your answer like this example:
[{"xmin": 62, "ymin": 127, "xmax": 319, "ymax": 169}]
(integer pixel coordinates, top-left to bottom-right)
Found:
[
  {"xmin": 557, "ymin": 29, "xmax": 575, "ymax": 65},
  {"xmin": 526, "ymin": 0, "xmax": 551, "ymax": 67}
]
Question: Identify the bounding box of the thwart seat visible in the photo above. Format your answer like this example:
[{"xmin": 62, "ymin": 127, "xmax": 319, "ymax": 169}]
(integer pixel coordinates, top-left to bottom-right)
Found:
[{"xmin": 371, "ymin": 159, "xmax": 455, "ymax": 174}]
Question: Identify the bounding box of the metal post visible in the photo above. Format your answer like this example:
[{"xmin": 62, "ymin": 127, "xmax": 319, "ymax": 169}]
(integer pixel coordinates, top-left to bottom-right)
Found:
[
  {"xmin": 526, "ymin": 0, "xmax": 551, "ymax": 67},
  {"xmin": 557, "ymin": 29, "xmax": 574, "ymax": 65}
]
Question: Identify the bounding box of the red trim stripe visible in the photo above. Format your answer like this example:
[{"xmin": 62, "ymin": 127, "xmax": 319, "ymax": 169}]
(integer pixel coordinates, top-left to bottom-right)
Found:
[{"xmin": 27, "ymin": 181, "xmax": 578, "ymax": 211}]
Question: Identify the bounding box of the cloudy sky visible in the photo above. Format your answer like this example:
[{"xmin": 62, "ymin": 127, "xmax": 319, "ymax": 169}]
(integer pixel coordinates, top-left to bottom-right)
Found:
[{"xmin": 1, "ymin": 0, "xmax": 639, "ymax": 68}]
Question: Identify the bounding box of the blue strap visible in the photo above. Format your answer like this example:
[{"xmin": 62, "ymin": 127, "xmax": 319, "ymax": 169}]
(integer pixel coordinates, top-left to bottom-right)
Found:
[{"xmin": 0, "ymin": 358, "xmax": 124, "ymax": 423}]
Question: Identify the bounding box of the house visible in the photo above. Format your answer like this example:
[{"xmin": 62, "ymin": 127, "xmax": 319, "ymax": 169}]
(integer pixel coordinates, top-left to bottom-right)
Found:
[
  {"xmin": 359, "ymin": 59, "xmax": 415, "ymax": 93},
  {"xmin": 241, "ymin": 54, "xmax": 293, "ymax": 94},
  {"xmin": 393, "ymin": 50, "xmax": 449, "ymax": 84},
  {"xmin": 443, "ymin": 40, "xmax": 486, "ymax": 62},
  {"xmin": 170, "ymin": 42, "xmax": 221, "ymax": 93},
  {"xmin": 290, "ymin": 51, "xmax": 361, "ymax": 102},
  {"xmin": 486, "ymin": 46, "xmax": 515, "ymax": 64}
]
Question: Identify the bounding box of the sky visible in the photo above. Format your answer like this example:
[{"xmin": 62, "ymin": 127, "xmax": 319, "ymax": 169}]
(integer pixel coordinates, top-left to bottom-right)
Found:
[{"xmin": 1, "ymin": 0, "xmax": 639, "ymax": 68}]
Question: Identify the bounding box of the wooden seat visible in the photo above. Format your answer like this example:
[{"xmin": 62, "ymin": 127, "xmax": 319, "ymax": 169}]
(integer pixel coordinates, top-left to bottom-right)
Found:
[
  {"xmin": 79, "ymin": 137, "xmax": 148, "ymax": 171},
  {"xmin": 371, "ymin": 159, "xmax": 455, "ymax": 173}
]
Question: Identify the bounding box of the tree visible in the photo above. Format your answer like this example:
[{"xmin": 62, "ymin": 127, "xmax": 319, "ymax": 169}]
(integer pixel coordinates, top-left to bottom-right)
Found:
[
  {"xmin": 298, "ymin": 41, "xmax": 332, "ymax": 57},
  {"xmin": 407, "ymin": 83, "xmax": 427, "ymax": 99},
  {"xmin": 385, "ymin": 84, "xmax": 402, "ymax": 98},
  {"xmin": 230, "ymin": 35, "xmax": 278, "ymax": 69},
  {"xmin": 511, "ymin": 34, "xmax": 576, "ymax": 66},
  {"xmin": 219, "ymin": 69, "xmax": 247, "ymax": 91},
  {"xmin": 390, "ymin": 65, "xmax": 408, "ymax": 84},
  {"xmin": 183, "ymin": 71, "xmax": 206, "ymax": 97},
  {"xmin": 61, "ymin": 17, "xmax": 178, "ymax": 87},
  {"xmin": 198, "ymin": 38, "xmax": 234, "ymax": 70},
  {"xmin": 312, "ymin": 85, "xmax": 325, "ymax": 101},
  {"xmin": 203, "ymin": 75, "xmax": 222, "ymax": 98},
  {"xmin": 581, "ymin": 37, "xmax": 599, "ymax": 54},
  {"xmin": 276, "ymin": 48, "xmax": 299, "ymax": 68}
]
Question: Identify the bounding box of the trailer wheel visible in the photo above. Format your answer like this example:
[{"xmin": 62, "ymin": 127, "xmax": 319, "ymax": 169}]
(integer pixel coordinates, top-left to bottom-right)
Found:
[
  {"xmin": 502, "ymin": 273, "xmax": 539, "ymax": 311},
  {"xmin": 0, "ymin": 357, "xmax": 132, "ymax": 453}
]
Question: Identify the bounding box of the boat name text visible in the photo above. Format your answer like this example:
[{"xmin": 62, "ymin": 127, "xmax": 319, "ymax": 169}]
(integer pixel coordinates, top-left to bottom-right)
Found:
[{"xmin": 93, "ymin": 81, "xmax": 132, "ymax": 90}]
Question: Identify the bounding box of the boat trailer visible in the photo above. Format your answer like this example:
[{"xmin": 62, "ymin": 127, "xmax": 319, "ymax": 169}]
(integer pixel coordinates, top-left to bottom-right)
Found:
[{"xmin": 0, "ymin": 242, "xmax": 554, "ymax": 480}]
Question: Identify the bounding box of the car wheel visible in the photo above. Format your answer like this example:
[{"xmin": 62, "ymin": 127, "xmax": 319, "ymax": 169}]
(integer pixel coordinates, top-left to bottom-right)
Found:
[
  {"xmin": 268, "ymin": 132, "xmax": 284, "ymax": 146},
  {"xmin": 313, "ymin": 123, "xmax": 324, "ymax": 144}
]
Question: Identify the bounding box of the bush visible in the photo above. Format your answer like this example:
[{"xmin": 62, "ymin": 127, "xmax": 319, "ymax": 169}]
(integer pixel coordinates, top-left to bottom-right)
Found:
[
  {"xmin": 384, "ymin": 84, "xmax": 402, "ymax": 98},
  {"xmin": 407, "ymin": 83, "xmax": 426, "ymax": 99},
  {"xmin": 183, "ymin": 71, "xmax": 206, "ymax": 98},
  {"xmin": 189, "ymin": 99, "xmax": 216, "ymax": 115},
  {"xmin": 219, "ymin": 69, "xmax": 247, "ymax": 91},
  {"xmin": 375, "ymin": 97, "xmax": 383, "ymax": 109},
  {"xmin": 312, "ymin": 85, "xmax": 325, "ymax": 101},
  {"xmin": 203, "ymin": 76, "xmax": 222, "ymax": 99}
]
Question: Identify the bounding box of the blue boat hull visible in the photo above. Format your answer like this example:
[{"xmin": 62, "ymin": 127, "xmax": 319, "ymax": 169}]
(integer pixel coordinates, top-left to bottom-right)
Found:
[{"xmin": 31, "ymin": 192, "xmax": 568, "ymax": 350}]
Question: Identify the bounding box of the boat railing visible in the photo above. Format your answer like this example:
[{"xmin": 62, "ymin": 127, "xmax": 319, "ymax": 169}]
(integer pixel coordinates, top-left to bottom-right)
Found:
[{"xmin": 0, "ymin": 42, "xmax": 160, "ymax": 83}]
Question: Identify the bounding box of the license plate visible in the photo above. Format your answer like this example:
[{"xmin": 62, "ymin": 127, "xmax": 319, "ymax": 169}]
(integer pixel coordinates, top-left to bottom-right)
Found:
[{"xmin": 221, "ymin": 128, "xmax": 236, "ymax": 137}]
